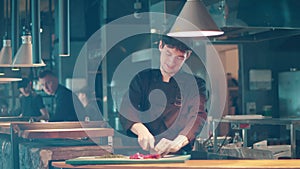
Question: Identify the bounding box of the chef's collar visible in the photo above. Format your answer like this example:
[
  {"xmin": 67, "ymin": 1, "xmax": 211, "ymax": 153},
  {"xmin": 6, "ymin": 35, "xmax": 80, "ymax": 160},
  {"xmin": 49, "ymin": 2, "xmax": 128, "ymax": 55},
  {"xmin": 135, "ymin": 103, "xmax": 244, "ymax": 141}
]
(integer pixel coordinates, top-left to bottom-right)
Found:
[{"xmin": 154, "ymin": 69, "xmax": 184, "ymax": 85}]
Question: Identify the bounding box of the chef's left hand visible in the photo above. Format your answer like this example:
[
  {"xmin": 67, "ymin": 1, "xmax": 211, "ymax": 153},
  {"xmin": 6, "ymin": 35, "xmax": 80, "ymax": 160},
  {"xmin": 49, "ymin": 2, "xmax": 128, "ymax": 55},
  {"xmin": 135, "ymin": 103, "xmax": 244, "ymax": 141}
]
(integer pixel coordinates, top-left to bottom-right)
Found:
[{"xmin": 154, "ymin": 135, "xmax": 189, "ymax": 155}]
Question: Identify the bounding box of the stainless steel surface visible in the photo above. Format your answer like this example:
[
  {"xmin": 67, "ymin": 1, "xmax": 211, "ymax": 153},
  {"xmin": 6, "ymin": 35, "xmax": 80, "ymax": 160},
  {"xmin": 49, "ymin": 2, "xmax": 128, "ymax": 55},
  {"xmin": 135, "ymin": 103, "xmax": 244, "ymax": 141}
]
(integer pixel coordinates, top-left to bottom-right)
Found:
[
  {"xmin": 212, "ymin": 117, "xmax": 300, "ymax": 158},
  {"xmin": 279, "ymin": 71, "xmax": 300, "ymax": 118},
  {"xmin": 242, "ymin": 129, "xmax": 247, "ymax": 149},
  {"xmin": 216, "ymin": 117, "xmax": 300, "ymax": 125}
]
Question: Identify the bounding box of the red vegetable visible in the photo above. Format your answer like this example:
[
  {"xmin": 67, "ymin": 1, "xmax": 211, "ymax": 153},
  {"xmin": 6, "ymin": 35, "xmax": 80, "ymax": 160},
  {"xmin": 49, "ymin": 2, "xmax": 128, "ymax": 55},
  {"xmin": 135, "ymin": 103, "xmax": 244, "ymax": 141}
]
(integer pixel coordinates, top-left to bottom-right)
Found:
[{"xmin": 129, "ymin": 152, "xmax": 161, "ymax": 159}]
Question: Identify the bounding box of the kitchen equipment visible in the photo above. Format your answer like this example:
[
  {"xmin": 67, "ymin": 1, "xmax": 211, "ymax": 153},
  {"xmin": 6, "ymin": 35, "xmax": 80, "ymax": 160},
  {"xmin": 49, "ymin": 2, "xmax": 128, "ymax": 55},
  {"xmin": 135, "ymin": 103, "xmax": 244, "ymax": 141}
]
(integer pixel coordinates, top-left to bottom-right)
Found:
[{"xmin": 278, "ymin": 71, "xmax": 300, "ymax": 117}]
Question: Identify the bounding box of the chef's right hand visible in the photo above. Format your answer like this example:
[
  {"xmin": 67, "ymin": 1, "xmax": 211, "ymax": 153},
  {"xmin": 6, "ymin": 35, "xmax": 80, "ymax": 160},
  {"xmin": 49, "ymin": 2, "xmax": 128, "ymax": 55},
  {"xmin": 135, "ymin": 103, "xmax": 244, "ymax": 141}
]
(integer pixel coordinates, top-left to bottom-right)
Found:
[
  {"xmin": 131, "ymin": 123, "xmax": 155, "ymax": 151},
  {"xmin": 154, "ymin": 138, "xmax": 172, "ymax": 155}
]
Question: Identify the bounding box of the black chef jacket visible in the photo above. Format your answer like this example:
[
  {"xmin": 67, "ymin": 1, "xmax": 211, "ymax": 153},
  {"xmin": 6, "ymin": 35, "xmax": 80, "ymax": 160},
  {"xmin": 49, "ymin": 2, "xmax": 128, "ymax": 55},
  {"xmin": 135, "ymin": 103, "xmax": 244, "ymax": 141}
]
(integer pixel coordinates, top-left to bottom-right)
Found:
[{"xmin": 119, "ymin": 69, "xmax": 207, "ymax": 151}]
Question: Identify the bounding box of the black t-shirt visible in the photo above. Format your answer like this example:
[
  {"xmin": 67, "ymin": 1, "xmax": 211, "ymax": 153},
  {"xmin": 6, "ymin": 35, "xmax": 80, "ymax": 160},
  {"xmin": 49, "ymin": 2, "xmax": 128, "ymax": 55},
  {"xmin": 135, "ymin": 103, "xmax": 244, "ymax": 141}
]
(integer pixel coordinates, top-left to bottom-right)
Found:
[
  {"xmin": 20, "ymin": 93, "xmax": 45, "ymax": 117},
  {"xmin": 50, "ymin": 85, "xmax": 85, "ymax": 122}
]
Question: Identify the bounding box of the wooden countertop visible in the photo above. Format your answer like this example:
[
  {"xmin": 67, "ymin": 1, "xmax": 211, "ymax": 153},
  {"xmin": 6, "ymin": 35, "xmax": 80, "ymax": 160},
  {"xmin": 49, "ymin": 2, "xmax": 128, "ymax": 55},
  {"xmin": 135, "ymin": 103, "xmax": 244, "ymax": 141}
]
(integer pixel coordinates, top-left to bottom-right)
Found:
[
  {"xmin": 0, "ymin": 121, "xmax": 28, "ymax": 134},
  {"xmin": 0, "ymin": 116, "xmax": 29, "ymax": 122},
  {"xmin": 0, "ymin": 121, "xmax": 113, "ymax": 139},
  {"xmin": 0, "ymin": 121, "xmax": 114, "ymax": 169},
  {"xmin": 20, "ymin": 128, "xmax": 114, "ymax": 139},
  {"xmin": 52, "ymin": 160, "xmax": 300, "ymax": 169}
]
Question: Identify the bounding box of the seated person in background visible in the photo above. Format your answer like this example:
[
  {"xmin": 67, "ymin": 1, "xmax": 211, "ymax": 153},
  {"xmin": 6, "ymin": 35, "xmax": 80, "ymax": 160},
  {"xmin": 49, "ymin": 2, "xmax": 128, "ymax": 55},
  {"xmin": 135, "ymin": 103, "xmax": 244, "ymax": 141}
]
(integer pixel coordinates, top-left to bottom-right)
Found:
[
  {"xmin": 77, "ymin": 86, "xmax": 103, "ymax": 121},
  {"xmin": 17, "ymin": 78, "xmax": 49, "ymax": 121},
  {"xmin": 0, "ymin": 99, "xmax": 9, "ymax": 116},
  {"xmin": 38, "ymin": 70, "xmax": 85, "ymax": 121}
]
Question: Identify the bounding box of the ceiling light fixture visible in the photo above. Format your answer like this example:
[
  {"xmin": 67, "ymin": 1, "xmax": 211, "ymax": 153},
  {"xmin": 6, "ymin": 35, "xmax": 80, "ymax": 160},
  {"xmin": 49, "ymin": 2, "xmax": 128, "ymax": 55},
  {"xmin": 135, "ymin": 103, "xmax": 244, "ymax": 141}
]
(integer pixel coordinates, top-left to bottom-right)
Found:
[
  {"xmin": 11, "ymin": 0, "xmax": 45, "ymax": 67},
  {"xmin": 0, "ymin": 34, "xmax": 12, "ymax": 67},
  {"xmin": 0, "ymin": 0, "xmax": 12, "ymax": 66},
  {"xmin": 167, "ymin": 0, "xmax": 224, "ymax": 37},
  {"xmin": 11, "ymin": 31, "xmax": 45, "ymax": 67},
  {"xmin": 0, "ymin": 0, "xmax": 22, "ymax": 82}
]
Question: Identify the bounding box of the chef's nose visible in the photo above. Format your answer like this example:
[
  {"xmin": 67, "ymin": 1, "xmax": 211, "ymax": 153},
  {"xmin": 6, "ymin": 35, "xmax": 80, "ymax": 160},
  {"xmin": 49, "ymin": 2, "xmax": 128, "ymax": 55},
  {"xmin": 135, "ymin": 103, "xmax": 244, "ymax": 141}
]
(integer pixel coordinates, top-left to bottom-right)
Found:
[{"xmin": 166, "ymin": 55, "xmax": 178, "ymax": 65}]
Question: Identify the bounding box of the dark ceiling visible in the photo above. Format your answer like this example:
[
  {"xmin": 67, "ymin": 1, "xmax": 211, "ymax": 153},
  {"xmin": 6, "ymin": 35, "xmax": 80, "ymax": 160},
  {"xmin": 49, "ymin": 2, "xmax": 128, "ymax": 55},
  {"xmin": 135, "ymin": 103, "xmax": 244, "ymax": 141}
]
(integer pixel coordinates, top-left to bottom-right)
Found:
[
  {"xmin": 140, "ymin": 0, "xmax": 300, "ymax": 43},
  {"xmin": 205, "ymin": 0, "xmax": 300, "ymax": 43},
  {"xmin": 1, "ymin": 0, "xmax": 300, "ymax": 44}
]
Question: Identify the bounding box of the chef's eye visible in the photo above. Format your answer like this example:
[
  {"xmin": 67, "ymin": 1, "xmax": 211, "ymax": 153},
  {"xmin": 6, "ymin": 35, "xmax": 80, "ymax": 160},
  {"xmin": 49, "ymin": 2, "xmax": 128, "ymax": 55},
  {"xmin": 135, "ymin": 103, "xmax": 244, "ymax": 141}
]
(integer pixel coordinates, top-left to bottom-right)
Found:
[{"xmin": 176, "ymin": 56, "xmax": 185, "ymax": 61}]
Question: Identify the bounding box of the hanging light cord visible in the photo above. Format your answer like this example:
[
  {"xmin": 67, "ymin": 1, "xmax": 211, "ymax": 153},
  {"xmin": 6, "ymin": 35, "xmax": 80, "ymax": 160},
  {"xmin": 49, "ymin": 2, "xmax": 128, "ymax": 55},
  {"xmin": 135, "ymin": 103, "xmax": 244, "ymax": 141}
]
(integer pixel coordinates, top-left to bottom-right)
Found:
[
  {"xmin": 163, "ymin": 0, "xmax": 167, "ymax": 33},
  {"xmin": 24, "ymin": 0, "xmax": 30, "ymax": 33},
  {"xmin": 4, "ymin": 0, "xmax": 9, "ymax": 37}
]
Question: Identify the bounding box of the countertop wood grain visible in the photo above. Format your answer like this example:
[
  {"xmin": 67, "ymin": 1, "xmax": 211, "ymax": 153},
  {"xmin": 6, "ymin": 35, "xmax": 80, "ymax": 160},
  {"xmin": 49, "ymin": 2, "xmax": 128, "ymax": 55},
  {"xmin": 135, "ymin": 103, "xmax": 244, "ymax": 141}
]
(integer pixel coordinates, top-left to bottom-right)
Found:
[{"xmin": 52, "ymin": 160, "xmax": 300, "ymax": 169}]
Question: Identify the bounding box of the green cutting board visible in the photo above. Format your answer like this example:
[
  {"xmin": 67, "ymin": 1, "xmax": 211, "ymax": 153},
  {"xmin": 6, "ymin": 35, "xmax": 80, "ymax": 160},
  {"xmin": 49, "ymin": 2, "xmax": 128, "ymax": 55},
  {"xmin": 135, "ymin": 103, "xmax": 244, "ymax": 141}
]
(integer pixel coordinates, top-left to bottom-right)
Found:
[{"xmin": 66, "ymin": 155, "xmax": 191, "ymax": 165}]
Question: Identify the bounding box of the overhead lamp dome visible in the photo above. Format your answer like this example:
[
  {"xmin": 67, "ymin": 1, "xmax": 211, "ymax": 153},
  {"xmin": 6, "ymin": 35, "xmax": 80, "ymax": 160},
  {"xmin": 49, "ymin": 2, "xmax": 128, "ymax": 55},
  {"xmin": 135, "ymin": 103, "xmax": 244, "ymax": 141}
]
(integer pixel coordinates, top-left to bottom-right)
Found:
[
  {"xmin": 0, "ymin": 37, "xmax": 12, "ymax": 67},
  {"xmin": 11, "ymin": 32, "xmax": 45, "ymax": 67},
  {"xmin": 167, "ymin": 0, "xmax": 224, "ymax": 37}
]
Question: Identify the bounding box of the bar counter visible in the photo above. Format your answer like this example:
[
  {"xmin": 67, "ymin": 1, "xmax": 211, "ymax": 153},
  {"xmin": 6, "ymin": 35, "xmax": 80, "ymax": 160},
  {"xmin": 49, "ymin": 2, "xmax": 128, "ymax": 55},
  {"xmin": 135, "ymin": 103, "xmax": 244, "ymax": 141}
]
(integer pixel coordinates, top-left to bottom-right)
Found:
[
  {"xmin": 52, "ymin": 160, "xmax": 300, "ymax": 169},
  {"xmin": 0, "ymin": 121, "xmax": 114, "ymax": 169}
]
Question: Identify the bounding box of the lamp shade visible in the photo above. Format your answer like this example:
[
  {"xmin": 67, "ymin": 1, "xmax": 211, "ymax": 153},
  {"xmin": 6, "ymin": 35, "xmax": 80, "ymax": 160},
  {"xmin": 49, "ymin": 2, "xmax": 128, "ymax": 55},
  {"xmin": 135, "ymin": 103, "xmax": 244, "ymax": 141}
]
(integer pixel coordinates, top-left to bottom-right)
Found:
[
  {"xmin": 11, "ymin": 33, "xmax": 45, "ymax": 67},
  {"xmin": 0, "ymin": 68, "xmax": 22, "ymax": 82},
  {"xmin": 0, "ymin": 39, "xmax": 12, "ymax": 66},
  {"xmin": 167, "ymin": 0, "xmax": 224, "ymax": 37}
]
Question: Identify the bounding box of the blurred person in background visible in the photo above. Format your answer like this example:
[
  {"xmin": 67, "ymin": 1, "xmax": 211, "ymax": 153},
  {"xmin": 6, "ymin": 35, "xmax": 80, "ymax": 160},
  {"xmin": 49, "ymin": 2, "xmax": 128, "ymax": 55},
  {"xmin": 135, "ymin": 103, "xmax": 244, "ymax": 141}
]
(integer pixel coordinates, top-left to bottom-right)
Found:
[
  {"xmin": 38, "ymin": 70, "xmax": 85, "ymax": 121},
  {"xmin": 77, "ymin": 86, "xmax": 103, "ymax": 121},
  {"xmin": 17, "ymin": 78, "xmax": 49, "ymax": 121},
  {"xmin": 0, "ymin": 99, "xmax": 9, "ymax": 116}
]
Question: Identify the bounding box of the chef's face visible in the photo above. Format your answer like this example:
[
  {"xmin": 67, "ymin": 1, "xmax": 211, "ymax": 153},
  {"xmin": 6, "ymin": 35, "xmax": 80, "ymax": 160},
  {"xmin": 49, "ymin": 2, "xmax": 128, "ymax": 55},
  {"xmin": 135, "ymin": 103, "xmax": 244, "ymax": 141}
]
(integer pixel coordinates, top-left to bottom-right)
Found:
[
  {"xmin": 159, "ymin": 40, "xmax": 190, "ymax": 78},
  {"xmin": 39, "ymin": 75, "xmax": 58, "ymax": 95}
]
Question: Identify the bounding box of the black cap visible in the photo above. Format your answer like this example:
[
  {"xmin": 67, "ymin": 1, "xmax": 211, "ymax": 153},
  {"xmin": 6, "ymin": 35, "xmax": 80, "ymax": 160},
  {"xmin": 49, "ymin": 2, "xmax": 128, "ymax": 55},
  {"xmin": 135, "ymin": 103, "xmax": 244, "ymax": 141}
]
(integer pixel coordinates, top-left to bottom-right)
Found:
[{"xmin": 18, "ymin": 78, "xmax": 31, "ymax": 89}]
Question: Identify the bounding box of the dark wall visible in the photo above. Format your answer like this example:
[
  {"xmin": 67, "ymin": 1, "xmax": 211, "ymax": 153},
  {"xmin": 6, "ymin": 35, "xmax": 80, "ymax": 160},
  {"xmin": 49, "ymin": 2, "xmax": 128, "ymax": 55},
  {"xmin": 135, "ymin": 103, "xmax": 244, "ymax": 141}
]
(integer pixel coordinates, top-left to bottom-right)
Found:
[
  {"xmin": 236, "ymin": 0, "xmax": 300, "ymax": 27},
  {"xmin": 239, "ymin": 35, "xmax": 300, "ymax": 117},
  {"xmin": 0, "ymin": 0, "xmax": 4, "ymax": 46},
  {"xmin": 53, "ymin": 0, "xmax": 100, "ymax": 82}
]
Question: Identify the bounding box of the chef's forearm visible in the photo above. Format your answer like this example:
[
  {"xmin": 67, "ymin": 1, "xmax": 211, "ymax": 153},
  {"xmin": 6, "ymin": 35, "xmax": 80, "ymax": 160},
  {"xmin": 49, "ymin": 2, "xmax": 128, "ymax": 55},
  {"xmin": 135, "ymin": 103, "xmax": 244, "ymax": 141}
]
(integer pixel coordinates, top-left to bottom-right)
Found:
[{"xmin": 180, "ymin": 111, "xmax": 207, "ymax": 142}]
